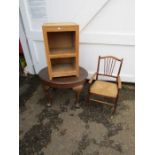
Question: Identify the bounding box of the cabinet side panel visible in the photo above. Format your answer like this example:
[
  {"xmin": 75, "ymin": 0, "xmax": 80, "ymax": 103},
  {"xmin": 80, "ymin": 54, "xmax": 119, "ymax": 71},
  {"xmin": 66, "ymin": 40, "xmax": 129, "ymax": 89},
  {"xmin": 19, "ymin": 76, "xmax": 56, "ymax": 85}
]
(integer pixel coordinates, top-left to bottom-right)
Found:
[
  {"xmin": 42, "ymin": 27, "xmax": 52, "ymax": 79},
  {"xmin": 75, "ymin": 26, "xmax": 80, "ymax": 76}
]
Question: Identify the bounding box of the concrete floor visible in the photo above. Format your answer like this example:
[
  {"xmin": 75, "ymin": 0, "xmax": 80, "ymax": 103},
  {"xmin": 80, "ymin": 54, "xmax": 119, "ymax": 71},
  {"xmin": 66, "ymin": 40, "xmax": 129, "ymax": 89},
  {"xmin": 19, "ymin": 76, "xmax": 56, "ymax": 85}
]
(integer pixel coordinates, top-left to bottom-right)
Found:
[{"xmin": 19, "ymin": 75, "xmax": 135, "ymax": 155}]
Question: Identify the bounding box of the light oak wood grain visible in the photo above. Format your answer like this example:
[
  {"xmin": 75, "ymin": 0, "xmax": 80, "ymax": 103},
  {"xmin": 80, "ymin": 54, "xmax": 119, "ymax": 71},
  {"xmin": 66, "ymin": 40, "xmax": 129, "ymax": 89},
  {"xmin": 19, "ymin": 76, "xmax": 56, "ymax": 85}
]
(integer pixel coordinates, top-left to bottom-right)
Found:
[{"xmin": 42, "ymin": 23, "xmax": 79, "ymax": 79}]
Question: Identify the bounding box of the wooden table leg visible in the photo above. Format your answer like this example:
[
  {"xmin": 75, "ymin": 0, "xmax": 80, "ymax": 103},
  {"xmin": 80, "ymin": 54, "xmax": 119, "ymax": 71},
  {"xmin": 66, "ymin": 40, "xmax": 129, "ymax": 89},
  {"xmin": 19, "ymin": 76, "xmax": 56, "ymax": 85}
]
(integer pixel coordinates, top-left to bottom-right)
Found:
[
  {"xmin": 42, "ymin": 84, "xmax": 52, "ymax": 106},
  {"xmin": 73, "ymin": 85, "xmax": 83, "ymax": 107}
]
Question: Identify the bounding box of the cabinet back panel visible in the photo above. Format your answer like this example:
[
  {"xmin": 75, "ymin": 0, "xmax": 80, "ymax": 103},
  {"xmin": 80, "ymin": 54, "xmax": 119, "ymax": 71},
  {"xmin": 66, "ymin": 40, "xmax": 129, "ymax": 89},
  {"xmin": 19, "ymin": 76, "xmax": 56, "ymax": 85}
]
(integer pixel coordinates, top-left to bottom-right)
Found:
[
  {"xmin": 51, "ymin": 58, "xmax": 75, "ymax": 65},
  {"xmin": 48, "ymin": 32, "xmax": 75, "ymax": 49}
]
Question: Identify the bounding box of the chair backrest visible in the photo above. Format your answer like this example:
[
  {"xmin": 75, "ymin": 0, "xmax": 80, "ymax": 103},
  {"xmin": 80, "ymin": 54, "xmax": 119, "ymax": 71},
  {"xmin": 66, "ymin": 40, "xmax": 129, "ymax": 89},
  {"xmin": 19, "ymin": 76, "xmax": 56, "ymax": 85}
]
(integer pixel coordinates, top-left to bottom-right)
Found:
[{"xmin": 96, "ymin": 56, "xmax": 123, "ymax": 80}]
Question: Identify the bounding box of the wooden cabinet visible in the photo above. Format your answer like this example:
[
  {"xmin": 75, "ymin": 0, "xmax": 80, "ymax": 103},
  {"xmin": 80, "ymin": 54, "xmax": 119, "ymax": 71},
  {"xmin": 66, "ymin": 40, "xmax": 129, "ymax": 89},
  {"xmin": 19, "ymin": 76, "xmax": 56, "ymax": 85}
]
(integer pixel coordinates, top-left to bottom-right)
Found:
[{"xmin": 42, "ymin": 23, "xmax": 79, "ymax": 79}]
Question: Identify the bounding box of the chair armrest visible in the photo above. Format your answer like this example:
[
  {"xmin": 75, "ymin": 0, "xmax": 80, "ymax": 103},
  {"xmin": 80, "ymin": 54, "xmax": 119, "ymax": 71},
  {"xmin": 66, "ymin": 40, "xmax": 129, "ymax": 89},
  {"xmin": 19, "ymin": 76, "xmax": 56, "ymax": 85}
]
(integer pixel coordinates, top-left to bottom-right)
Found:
[
  {"xmin": 89, "ymin": 72, "xmax": 97, "ymax": 84},
  {"xmin": 118, "ymin": 76, "xmax": 122, "ymax": 89}
]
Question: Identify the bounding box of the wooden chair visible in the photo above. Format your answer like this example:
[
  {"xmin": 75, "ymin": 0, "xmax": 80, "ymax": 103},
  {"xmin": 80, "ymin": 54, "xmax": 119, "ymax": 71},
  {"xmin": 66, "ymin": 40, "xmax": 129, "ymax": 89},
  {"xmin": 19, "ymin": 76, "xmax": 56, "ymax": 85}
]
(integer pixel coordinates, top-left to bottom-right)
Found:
[{"xmin": 88, "ymin": 56, "xmax": 123, "ymax": 114}]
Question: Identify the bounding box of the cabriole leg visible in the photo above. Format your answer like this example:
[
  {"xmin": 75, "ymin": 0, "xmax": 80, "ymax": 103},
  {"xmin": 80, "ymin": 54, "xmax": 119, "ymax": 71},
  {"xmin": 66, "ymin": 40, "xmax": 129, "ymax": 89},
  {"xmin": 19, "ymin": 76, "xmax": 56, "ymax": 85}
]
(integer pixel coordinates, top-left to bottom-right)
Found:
[
  {"xmin": 73, "ymin": 85, "xmax": 83, "ymax": 107},
  {"xmin": 42, "ymin": 84, "xmax": 52, "ymax": 107}
]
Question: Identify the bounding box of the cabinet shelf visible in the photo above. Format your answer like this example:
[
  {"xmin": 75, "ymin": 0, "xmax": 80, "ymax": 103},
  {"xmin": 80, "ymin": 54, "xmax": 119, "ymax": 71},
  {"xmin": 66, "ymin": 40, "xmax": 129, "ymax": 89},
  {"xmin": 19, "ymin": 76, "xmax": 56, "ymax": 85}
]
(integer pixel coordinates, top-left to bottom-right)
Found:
[
  {"xmin": 49, "ymin": 48, "xmax": 75, "ymax": 59},
  {"xmin": 52, "ymin": 63, "xmax": 76, "ymax": 77}
]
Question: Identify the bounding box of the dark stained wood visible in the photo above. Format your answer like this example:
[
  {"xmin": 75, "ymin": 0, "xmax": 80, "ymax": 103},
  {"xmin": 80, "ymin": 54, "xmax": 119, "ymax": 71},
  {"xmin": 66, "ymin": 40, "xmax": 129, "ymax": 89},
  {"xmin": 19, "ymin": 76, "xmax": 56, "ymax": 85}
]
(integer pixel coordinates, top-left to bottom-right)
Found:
[
  {"xmin": 39, "ymin": 67, "xmax": 88, "ymax": 105},
  {"xmin": 96, "ymin": 56, "xmax": 123, "ymax": 78},
  {"xmin": 72, "ymin": 85, "xmax": 83, "ymax": 106},
  {"xmin": 39, "ymin": 67, "xmax": 88, "ymax": 88},
  {"xmin": 89, "ymin": 56, "xmax": 123, "ymax": 114},
  {"xmin": 42, "ymin": 84, "xmax": 52, "ymax": 105}
]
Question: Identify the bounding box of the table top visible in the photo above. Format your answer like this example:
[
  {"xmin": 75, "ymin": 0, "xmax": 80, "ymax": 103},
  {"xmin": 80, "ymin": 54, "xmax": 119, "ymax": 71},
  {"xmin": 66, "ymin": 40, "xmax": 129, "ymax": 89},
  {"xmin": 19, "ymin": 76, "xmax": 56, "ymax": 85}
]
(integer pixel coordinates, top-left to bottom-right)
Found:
[{"xmin": 38, "ymin": 67, "xmax": 88, "ymax": 88}]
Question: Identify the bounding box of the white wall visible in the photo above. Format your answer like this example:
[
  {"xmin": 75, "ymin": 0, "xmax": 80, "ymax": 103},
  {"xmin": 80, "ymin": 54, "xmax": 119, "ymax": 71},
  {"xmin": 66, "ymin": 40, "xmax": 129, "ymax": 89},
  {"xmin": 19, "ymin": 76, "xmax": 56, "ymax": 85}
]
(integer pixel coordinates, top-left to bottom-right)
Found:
[
  {"xmin": 79, "ymin": 44, "xmax": 134, "ymax": 82},
  {"xmin": 20, "ymin": 0, "xmax": 135, "ymax": 82}
]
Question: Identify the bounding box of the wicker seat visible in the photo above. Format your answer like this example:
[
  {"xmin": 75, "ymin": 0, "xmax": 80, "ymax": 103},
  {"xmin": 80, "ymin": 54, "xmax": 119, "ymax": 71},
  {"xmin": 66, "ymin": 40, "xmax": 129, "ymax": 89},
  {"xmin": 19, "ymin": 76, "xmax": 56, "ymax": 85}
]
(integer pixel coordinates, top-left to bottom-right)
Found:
[
  {"xmin": 90, "ymin": 80, "xmax": 118, "ymax": 98},
  {"xmin": 88, "ymin": 56, "xmax": 123, "ymax": 114}
]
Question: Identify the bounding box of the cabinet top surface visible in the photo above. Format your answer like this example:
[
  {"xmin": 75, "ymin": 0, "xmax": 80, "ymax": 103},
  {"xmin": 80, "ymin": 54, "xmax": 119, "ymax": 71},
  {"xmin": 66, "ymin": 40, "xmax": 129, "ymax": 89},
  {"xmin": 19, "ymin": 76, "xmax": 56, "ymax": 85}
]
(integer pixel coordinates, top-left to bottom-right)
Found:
[{"xmin": 43, "ymin": 22, "xmax": 78, "ymax": 27}]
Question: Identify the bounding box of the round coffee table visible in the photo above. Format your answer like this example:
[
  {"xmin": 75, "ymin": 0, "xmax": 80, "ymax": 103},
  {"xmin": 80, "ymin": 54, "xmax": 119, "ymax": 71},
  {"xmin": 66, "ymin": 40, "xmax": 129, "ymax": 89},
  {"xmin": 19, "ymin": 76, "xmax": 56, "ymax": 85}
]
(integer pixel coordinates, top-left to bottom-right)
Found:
[{"xmin": 38, "ymin": 67, "xmax": 88, "ymax": 106}]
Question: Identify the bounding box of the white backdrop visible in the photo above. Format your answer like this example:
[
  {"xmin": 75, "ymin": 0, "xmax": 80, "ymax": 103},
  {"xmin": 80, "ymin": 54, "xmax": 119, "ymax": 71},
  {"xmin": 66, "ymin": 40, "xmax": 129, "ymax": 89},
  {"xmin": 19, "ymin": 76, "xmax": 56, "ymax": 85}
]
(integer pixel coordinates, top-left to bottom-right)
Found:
[{"xmin": 20, "ymin": 0, "xmax": 135, "ymax": 82}]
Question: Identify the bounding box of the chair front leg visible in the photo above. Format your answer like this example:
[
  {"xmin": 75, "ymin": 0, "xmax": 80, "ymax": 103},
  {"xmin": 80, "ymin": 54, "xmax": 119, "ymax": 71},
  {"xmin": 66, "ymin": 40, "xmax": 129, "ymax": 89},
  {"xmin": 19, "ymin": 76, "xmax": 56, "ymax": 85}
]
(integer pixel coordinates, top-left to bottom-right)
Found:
[
  {"xmin": 112, "ymin": 94, "xmax": 119, "ymax": 114},
  {"xmin": 87, "ymin": 81, "xmax": 93, "ymax": 104}
]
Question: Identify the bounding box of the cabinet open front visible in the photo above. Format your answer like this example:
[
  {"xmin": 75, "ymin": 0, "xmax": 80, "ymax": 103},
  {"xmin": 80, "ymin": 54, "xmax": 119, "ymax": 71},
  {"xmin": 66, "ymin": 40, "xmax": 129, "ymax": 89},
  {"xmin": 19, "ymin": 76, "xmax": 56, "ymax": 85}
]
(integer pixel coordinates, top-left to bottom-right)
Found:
[
  {"xmin": 51, "ymin": 58, "xmax": 77, "ymax": 77},
  {"xmin": 42, "ymin": 23, "xmax": 79, "ymax": 79},
  {"xmin": 47, "ymin": 32, "xmax": 75, "ymax": 58}
]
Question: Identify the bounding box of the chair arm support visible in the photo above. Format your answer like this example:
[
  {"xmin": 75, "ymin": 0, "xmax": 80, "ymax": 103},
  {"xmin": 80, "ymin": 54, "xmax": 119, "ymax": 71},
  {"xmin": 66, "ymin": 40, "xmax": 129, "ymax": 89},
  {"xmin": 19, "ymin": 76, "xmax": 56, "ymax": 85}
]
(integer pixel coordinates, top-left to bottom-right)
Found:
[
  {"xmin": 117, "ymin": 76, "xmax": 122, "ymax": 89},
  {"xmin": 88, "ymin": 72, "xmax": 97, "ymax": 84}
]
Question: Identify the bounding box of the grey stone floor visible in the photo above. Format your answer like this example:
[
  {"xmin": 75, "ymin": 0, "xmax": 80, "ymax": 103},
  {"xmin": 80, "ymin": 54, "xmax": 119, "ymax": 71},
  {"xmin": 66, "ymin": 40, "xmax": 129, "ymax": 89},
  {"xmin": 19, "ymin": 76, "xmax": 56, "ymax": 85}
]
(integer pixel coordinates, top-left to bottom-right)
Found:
[{"xmin": 19, "ymin": 75, "xmax": 135, "ymax": 155}]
